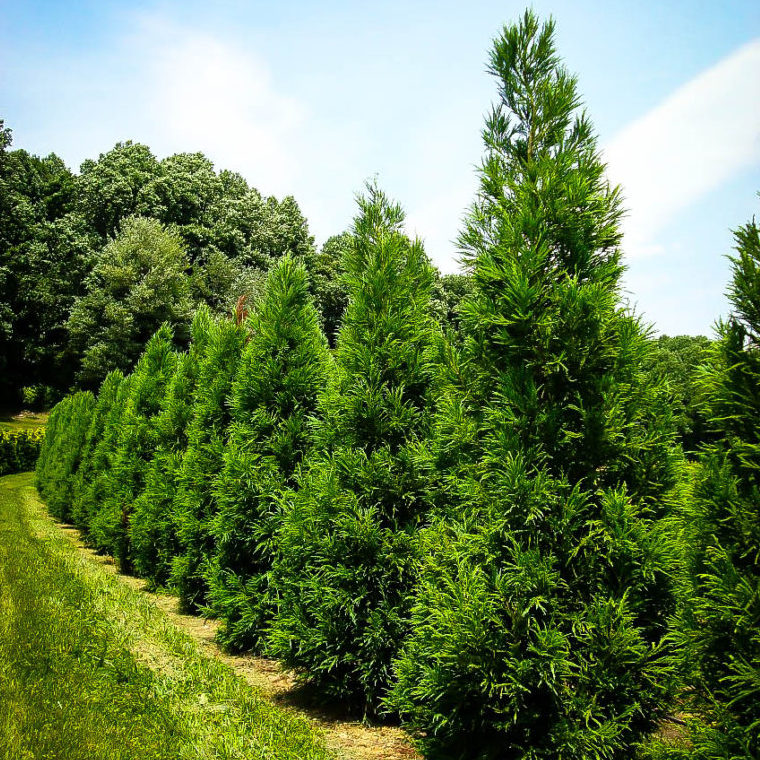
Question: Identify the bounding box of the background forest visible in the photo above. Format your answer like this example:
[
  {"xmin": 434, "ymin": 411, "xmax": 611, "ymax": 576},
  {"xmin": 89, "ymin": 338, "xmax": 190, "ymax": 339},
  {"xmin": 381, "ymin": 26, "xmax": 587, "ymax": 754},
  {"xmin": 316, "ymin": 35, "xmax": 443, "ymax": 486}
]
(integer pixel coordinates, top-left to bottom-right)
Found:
[
  {"xmin": 5, "ymin": 9, "xmax": 760, "ymax": 760},
  {"xmin": 0, "ymin": 120, "xmax": 470, "ymax": 405}
]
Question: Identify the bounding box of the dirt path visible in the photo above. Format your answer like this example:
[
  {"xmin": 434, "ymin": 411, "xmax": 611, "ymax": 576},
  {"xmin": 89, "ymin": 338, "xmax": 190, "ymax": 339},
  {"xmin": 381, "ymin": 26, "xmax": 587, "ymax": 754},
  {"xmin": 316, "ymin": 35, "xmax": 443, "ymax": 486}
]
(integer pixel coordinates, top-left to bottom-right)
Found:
[{"xmin": 55, "ymin": 522, "xmax": 420, "ymax": 760}]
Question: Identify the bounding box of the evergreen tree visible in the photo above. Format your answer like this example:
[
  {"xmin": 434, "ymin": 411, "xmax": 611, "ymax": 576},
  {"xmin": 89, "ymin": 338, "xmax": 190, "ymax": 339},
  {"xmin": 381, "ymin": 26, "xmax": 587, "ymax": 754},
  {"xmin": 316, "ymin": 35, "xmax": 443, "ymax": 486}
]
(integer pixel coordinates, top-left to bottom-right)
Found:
[
  {"xmin": 78, "ymin": 374, "xmax": 135, "ymax": 547},
  {"xmin": 643, "ymin": 335, "xmax": 713, "ymax": 455},
  {"xmin": 88, "ymin": 325, "xmax": 176, "ymax": 571},
  {"xmin": 269, "ymin": 186, "xmax": 439, "ymax": 712},
  {"xmin": 70, "ymin": 370, "xmax": 125, "ymax": 530},
  {"xmin": 130, "ymin": 308, "xmax": 213, "ymax": 587},
  {"xmin": 676, "ymin": 209, "xmax": 760, "ymax": 759},
  {"xmin": 36, "ymin": 391, "xmax": 96, "ymax": 521},
  {"xmin": 388, "ymin": 13, "xmax": 678, "ymax": 758},
  {"xmin": 208, "ymin": 255, "xmax": 330, "ymax": 651},
  {"xmin": 171, "ymin": 315, "xmax": 247, "ymax": 611},
  {"xmin": 34, "ymin": 395, "xmax": 67, "ymax": 499}
]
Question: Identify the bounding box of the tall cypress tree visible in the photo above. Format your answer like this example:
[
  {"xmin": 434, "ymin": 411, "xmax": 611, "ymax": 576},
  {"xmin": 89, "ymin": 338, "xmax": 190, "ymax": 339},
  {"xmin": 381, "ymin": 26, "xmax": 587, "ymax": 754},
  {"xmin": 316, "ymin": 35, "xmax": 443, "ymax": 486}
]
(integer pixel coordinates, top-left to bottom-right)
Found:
[
  {"xmin": 269, "ymin": 186, "xmax": 439, "ymax": 712},
  {"xmin": 676, "ymin": 209, "xmax": 760, "ymax": 759},
  {"xmin": 71, "ymin": 370, "xmax": 125, "ymax": 531},
  {"xmin": 94, "ymin": 324, "xmax": 177, "ymax": 572},
  {"xmin": 389, "ymin": 13, "xmax": 678, "ymax": 758},
  {"xmin": 37, "ymin": 391, "xmax": 96, "ymax": 521},
  {"xmin": 35, "ymin": 396, "xmax": 66, "ymax": 498},
  {"xmin": 171, "ymin": 314, "xmax": 247, "ymax": 611},
  {"xmin": 76, "ymin": 374, "xmax": 135, "ymax": 545},
  {"xmin": 88, "ymin": 325, "xmax": 177, "ymax": 571},
  {"xmin": 208, "ymin": 255, "xmax": 330, "ymax": 651},
  {"xmin": 130, "ymin": 307, "xmax": 213, "ymax": 587}
]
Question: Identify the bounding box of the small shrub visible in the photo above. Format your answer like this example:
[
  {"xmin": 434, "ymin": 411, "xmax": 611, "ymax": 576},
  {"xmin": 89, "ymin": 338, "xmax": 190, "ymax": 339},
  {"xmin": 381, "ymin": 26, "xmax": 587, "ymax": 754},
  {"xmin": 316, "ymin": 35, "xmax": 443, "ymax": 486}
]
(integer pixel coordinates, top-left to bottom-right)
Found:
[{"xmin": 0, "ymin": 428, "xmax": 45, "ymax": 476}]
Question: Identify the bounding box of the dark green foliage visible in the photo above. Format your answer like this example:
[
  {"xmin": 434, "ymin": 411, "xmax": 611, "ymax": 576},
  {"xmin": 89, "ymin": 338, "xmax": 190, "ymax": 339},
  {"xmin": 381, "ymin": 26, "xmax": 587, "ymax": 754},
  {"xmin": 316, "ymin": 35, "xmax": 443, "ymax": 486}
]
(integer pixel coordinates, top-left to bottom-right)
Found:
[
  {"xmin": 130, "ymin": 309, "xmax": 213, "ymax": 587},
  {"xmin": 0, "ymin": 122, "xmax": 94, "ymax": 400},
  {"xmin": 208, "ymin": 256, "xmax": 330, "ymax": 651},
  {"xmin": 309, "ymin": 232, "xmax": 351, "ymax": 347},
  {"xmin": 171, "ymin": 316, "xmax": 247, "ymax": 611},
  {"xmin": 78, "ymin": 141, "xmax": 162, "ymax": 239},
  {"xmin": 430, "ymin": 272, "xmax": 474, "ymax": 337},
  {"xmin": 388, "ymin": 13, "xmax": 678, "ymax": 758},
  {"xmin": 269, "ymin": 186, "xmax": 439, "ymax": 711},
  {"xmin": 70, "ymin": 370, "xmax": 125, "ymax": 531},
  {"xmin": 644, "ymin": 335, "xmax": 712, "ymax": 454},
  {"xmin": 76, "ymin": 374, "xmax": 135, "ymax": 547},
  {"xmin": 0, "ymin": 121, "xmax": 328, "ymax": 401},
  {"xmin": 35, "ymin": 391, "xmax": 96, "ymax": 521},
  {"xmin": 66, "ymin": 217, "xmax": 191, "ymax": 389},
  {"xmin": 0, "ymin": 429, "xmax": 44, "ymax": 476},
  {"xmin": 87, "ymin": 326, "xmax": 177, "ymax": 571},
  {"xmin": 675, "ymin": 211, "xmax": 760, "ymax": 759}
]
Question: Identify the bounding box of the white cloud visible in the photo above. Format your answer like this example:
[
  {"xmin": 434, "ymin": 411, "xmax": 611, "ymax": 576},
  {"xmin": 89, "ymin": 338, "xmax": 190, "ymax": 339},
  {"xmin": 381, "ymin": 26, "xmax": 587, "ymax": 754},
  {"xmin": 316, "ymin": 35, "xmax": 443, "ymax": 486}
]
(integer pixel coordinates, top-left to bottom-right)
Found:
[
  {"xmin": 128, "ymin": 14, "xmax": 305, "ymax": 199},
  {"xmin": 604, "ymin": 38, "xmax": 760, "ymax": 258}
]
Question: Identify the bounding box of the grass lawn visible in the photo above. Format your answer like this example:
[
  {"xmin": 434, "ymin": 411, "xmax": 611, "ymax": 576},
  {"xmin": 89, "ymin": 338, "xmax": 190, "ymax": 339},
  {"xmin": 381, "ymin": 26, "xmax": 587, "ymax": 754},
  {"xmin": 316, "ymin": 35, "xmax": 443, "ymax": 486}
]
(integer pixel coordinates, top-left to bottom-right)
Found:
[
  {"xmin": 0, "ymin": 472, "xmax": 334, "ymax": 760},
  {"xmin": 0, "ymin": 410, "xmax": 48, "ymax": 432}
]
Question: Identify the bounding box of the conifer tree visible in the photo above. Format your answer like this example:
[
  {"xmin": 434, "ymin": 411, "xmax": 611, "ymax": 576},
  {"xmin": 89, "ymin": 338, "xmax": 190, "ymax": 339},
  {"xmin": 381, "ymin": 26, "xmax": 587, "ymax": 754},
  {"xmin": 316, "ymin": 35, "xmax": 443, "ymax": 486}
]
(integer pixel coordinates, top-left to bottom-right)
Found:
[
  {"xmin": 37, "ymin": 391, "xmax": 96, "ymax": 520},
  {"xmin": 80, "ymin": 374, "xmax": 134, "ymax": 548},
  {"xmin": 676, "ymin": 209, "xmax": 760, "ymax": 759},
  {"xmin": 71, "ymin": 370, "xmax": 125, "ymax": 530},
  {"xmin": 269, "ymin": 186, "xmax": 439, "ymax": 711},
  {"xmin": 171, "ymin": 315, "xmax": 247, "ymax": 611},
  {"xmin": 208, "ymin": 255, "xmax": 330, "ymax": 651},
  {"xmin": 88, "ymin": 325, "xmax": 176, "ymax": 570},
  {"xmin": 130, "ymin": 307, "xmax": 213, "ymax": 587},
  {"xmin": 35, "ymin": 396, "xmax": 66, "ymax": 497},
  {"xmin": 388, "ymin": 13, "xmax": 678, "ymax": 758}
]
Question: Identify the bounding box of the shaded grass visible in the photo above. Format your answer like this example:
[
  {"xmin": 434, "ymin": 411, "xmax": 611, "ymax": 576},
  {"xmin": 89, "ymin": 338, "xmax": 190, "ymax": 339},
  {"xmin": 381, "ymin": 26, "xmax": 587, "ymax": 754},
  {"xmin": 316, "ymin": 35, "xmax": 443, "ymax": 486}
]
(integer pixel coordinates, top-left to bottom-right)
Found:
[
  {"xmin": 0, "ymin": 410, "xmax": 48, "ymax": 432},
  {"xmin": 0, "ymin": 473, "xmax": 334, "ymax": 760}
]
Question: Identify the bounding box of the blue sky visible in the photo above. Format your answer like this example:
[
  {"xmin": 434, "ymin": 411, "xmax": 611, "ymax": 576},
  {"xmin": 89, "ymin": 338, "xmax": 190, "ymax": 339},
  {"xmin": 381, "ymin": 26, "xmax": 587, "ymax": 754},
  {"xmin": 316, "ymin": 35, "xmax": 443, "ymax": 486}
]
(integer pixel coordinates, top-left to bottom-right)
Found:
[{"xmin": 2, "ymin": 0, "xmax": 759, "ymax": 336}]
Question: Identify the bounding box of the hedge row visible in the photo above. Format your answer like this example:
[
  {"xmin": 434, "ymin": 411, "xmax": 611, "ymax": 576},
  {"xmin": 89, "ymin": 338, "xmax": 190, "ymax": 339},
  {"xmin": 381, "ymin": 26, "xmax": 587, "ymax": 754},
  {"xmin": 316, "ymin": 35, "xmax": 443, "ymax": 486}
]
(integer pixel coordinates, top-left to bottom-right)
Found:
[
  {"xmin": 0, "ymin": 428, "xmax": 44, "ymax": 476},
  {"xmin": 33, "ymin": 12, "xmax": 760, "ymax": 760}
]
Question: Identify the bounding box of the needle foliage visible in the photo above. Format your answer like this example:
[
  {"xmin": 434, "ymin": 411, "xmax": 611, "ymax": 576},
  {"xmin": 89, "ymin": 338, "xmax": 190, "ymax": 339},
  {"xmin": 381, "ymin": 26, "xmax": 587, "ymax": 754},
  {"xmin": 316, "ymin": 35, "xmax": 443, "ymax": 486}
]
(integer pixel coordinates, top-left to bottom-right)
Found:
[
  {"xmin": 208, "ymin": 255, "xmax": 331, "ymax": 651},
  {"xmin": 388, "ymin": 13, "xmax": 679, "ymax": 759},
  {"xmin": 269, "ymin": 185, "xmax": 440, "ymax": 713}
]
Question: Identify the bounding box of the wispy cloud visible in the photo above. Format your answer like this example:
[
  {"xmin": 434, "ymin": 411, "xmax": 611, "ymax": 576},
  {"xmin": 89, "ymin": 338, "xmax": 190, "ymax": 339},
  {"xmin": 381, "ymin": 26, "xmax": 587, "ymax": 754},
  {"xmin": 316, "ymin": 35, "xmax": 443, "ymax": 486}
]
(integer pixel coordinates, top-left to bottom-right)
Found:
[
  {"xmin": 604, "ymin": 38, "xmax": 760, "ymax": 258},
  {"xmin": 128, "ymin": 14, "xmax": 305, "ymax": 199}
]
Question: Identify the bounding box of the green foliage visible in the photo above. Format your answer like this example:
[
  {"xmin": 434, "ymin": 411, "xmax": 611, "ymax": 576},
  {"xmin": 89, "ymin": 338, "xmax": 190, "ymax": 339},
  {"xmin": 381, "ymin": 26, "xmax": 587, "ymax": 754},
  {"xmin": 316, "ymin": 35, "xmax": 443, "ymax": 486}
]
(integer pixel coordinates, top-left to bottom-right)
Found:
[
  {"xmin": 70, "ymin": 370, "xmax": 125, "ymax": 531},
  {"xmin": 171, "ymin": 315, "xmax": 247, "ymax": 611},
  {"xmin": 0, "ymin": 428, "xmax": 44, "ymax": 476},
  {"xmin": 309, "ymin": 232, "xmax": 351, "ymax": 347},
  {"xmin": 208, "ymin": 255, "xmax": 330, "ymax": 651},
  {"xmin": 644, "ymin": 335, "xmax": 712, "ymax": 454},
  {"xmin": 675, "ymin": 210, "xmax": 760, "ymax": 759},
  {"xmin": 0, "ymin": 123, "xmax": 94, "ymax": 401},
  {"xmin": 430, "ymin": 272, "xmax": 474, "ymax": 337},
  {"xmin": 66, "ymin": 216, "xmax": 191, "ymax": 389},
  {"xmin": 76, "ymin": 374, "xmax": 134, "ymax": 547},
  {"xmin": 35, "ymin": 391, "xmax": 96, "ymax": 521},
  {"xmin": 388, "ymin": 13, "xmax": 679, "ymax": 758},
  {"xmin": 130, "ymin": 308, "xmax": 213, "ymax": 587},
  {"xmin": 269, "ymin": 185, "xmax": 439, "ymax": 711},
  {"xmin": 78, "ymin": 141, "xmax": 162, "ymax": 239},
  {"xmin": 0, "ymin": 121, "xmax": 336, "ymax": 401},
  {"xmin": 88, "ymin": 326, "xmax": 177, "ymax": 571}
]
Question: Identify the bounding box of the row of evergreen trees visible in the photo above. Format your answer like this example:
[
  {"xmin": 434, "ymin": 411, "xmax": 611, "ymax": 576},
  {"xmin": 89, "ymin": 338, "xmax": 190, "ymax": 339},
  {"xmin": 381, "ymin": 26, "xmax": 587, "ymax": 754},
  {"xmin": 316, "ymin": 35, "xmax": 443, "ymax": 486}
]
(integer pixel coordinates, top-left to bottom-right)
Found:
[{"xmin": 34, "ymin": 12, "xmax": 758, "ymax": 760}]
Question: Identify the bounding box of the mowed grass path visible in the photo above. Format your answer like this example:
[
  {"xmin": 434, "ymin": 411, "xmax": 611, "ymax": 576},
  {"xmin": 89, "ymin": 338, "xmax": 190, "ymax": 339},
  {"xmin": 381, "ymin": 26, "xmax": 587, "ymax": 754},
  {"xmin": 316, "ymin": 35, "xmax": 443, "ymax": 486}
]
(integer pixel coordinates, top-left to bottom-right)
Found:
[{"xmin": 0, "ymin": 473, "xmax": 334, "ymax": 760}]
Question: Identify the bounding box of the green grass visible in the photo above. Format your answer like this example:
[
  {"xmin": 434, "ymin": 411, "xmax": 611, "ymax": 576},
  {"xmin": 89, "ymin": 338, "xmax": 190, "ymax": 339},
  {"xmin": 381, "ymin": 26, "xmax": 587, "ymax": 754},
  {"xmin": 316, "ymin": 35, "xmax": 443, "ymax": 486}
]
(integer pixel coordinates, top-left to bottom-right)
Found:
[
  {"xmin": 0, "ymin": 410, "xmax": 48, "ymax": 432},
  {"xmin": 0, "ymin": 473, "xmax": 334, "ymax": 760}
]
